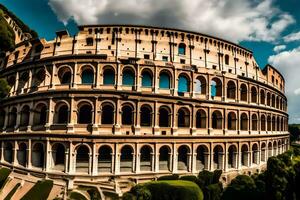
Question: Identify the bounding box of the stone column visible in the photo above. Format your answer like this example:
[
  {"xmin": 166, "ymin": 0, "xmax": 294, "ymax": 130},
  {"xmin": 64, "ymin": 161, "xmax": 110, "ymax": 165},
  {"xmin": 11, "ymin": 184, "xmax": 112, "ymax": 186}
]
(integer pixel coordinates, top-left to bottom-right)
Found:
[
  {"xmin": 114, "ymin": 100, "xmax": 121, "ymax": 135},
  {"xmin": 45, "ymin": 140, "xmax": 51, "ymax": 171},
  {"xmin": 12, "ymin": 140, "xmax": 18, "ymax": 166},
  {"xmin": 92, "ymin": 143, "xmax": 98, "ymax": 175},
  {"xmin": 191, "ymin": 152, "xmax": 197, "ymax": 173},
  {"xmin": 154, "ymin": 101, "xmax": 160, "ymax": 135},
  {"xmin": 27, "ymin": 102, "xmax": 34, "ymax": 132},
  {"xmin": 188, "ymin": 152, "xmax": 192, "ymax": 172},
  {"xmin": 45, "ymin": 98, "xmax": 54, "ymax": 132},
  {"xmin": 92, "ymin": 98, "xmax": 99, "ymax": 135},
  {"xmin": 72, "ymin": 63, "xmax": 78, "ymax": 88},
  {"xmin": 27, "ymin": 139, "xmax": 32, "ymax": 169},
  {"xmin": 204, "ymin": 152, "xmax": 210, "ymax": 170},
  {"xmin": 0, "ymin": 141, "xmax": 4, "ymax": 162},
  {"xmin": 172, "ymin": 144, "xmax": 178, "ymax": 173},
  {"xmin": 65, "ymin": 147, "xmax": 69, "ymax": 173},
  {"xmin": 68, "ymin": 142, "xmax": 75, "ymax": 174},
  {"xmin": 135, "ymin": 101, "xmax": 141, "ymax": 135},
  {"xmin": 151, "ymin": 152, "xmax": 155, "ymax": 172}
]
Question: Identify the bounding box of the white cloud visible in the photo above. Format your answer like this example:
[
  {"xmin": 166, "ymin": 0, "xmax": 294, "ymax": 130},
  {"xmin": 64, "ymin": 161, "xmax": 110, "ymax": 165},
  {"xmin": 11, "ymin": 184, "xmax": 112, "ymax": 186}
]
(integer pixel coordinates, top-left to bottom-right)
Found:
[
  {"xmin": 283, "ymin": 31, "xmax": 300, "ymax": 42},
  {"xmin": 48, "ymin": 0, "xmax": 295, "ymax": 43},
  {"xmin": 273, "ymin": 45, "xmax": 286, "ymax": 53},
  {"xmin": 268, "ymin": 46, "xmax": 300, "ymax": 123}
]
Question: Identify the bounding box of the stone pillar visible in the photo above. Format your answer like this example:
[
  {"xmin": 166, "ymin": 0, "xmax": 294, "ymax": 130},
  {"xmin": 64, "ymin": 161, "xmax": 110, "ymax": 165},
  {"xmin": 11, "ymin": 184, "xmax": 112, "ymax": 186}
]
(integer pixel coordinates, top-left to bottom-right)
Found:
[
  {"xmin": 135, "ymin": 101, "xmax": 141, "ymax": 135},
  {"xmin": 0, "ymin": 141, "xmax": 4, "ymax": 162},
  {"xmin": 50, "ymin": 64, "xmax": 56, "ymax": 89},
  {"xmin": 172, "ymin": 144, "xmax": 178, "ymax": 173},
  {"xmin": 27, "ymin": 102, "xmax": 34, "ymax": 132},
  {"xmin": 12, "ymin": 140, "xmax": 18, "ymax": 166},
  {"xmin": 15, "ymin": 104, "xmax": 21, "ymax": 132},
  {"xmin": 192, "ymin": 152, "xmax": 197, "ymax": 173},
  {"xmin": 92, "ymin": 98, "xmax": 99, "ymax": 135},
  {"xmin": 204, "ymin": 152, "xmax": 210, "ymax": 170},
  {"xmin": 45, "ymin": 140, "xmax": 51, "ymax": 171},
  {"xmin": 65, "ymin": 147, "xmax": 69, "ymax": 173},
  {"xmin": 92, "ymin": 143, "xmax": 98, "ymax": 175},
  {"xmin": 153, "ymin": 101, "xmax": 160, "ymax": 135},
  {"xmin": 68, "ymin": 142, "xmax": 75, "ymax": 174},
  {"xmin": 111, "ymin": 153, "xmax": 115, "ymax": 174},
  {"xmin": 114, "ymin": 143, "xmax": 120, "ymax": 175},
  {"xmin": 154, "ymin": 65, "xmax": 159, "ymax": 93},
  {"xmin": 67, "ymin": 97, "xmax": 75, "ymax": 133},
  {"xmin": 114, "ymin": 100, "xmax": 121, "ymax": 135},
  {"xmin": 151, "ymin": 152, "xmax": 155, "ymax": 172},
  {"xmin": 45, "ymin": 98, "xmax": 54, "ymax": 132},
  {"xmin": 27, "ymin": 139, "xmax": 32, "ymax": 169},
  {"xmin": 188, "ymin": 152, "xmax": 192, "ymax": 172},
  {"xmin": 72, "ymin": 63, "xmax": 78, "ymax": 88},
  {"xmin": 155, "ymin": 148, "xmax": 160, "ymax": 173}
]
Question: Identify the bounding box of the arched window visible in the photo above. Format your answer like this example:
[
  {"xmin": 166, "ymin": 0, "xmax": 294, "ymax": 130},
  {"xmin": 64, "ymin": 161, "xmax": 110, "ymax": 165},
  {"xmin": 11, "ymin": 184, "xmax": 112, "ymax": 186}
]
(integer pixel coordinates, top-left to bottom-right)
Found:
[
  {"xmin": 241, "ymin": 145, "xmax": 249, "ymax": 166},
  {"xmin": 261, "ymin": 115, "xmax": 266, "ymax": 131},
  {"xmin": 34, "ymin": 104, "xmax": 47, "ymax": 126},
  {"xmin": 57, "ymin": 104, "xmax": 69, "ymax": 124},
  {"xmin": 0, "ymin": 110, "xmax": 5, "ymax": 129},
  {"xmin": 228, "ymin": 145, "xmax": 237, "ymax": 169},
  {"xmin": 178, "ymin": 145, "xmax": 189, "ymax": 171},
  {"xmin": 140, "ymin": 105, "xmax": 152, "ymax": 127},
  {"xmin": 8, "ymin": 107, "xmax": 17, "ymax": 128},
  {"xmin": 267, "ymin": 93, "xmax": 271, "ymax": 106},
  {"xmin": 159, "ymin": 107, "xmax": 170, "ymax": 127},
  {"xmin": 228, "ymin": 112, "xmax": 237, "ymax": 130},
  {"xmin": 17, "ymin": 143, "xmax": 27, "ymax": 167},
  {"xmin": 224, "ymin": 54, "xmax": 229, "ymax": 65},
  {"xmin": 140, "ymin": 145, "xmax": 153, "ymax": 171},
  {"xmin": 271, "ymin": 95, "xmax": 275, "ymax": 107},
  {"xmin": 103, "ymin": 68, "xmax": 115, "ymax": 85},
  {"xmin": 260, "ymin": 90, "xmax": 265, "ymax": 104},
  {"xmin": 178, "ymin": 74, "xmax": 190, "ymax": 94},
  {"xmin": 240, "ymin": 84, "xmax": 248, "ymax": 101},
  {"xmin": 211, "ymin": 78, "xmax": 222, "ymax": 97},
  {"xmin": 267, "ymin": 116, "xmax": 271, "ymax": 131},
  {"xmin": 227, "ymin": 81, "xmax": 236, "ymax": 99},
  {"xmin": 195, "ymin": 76, "xmax": 206, "ymax": 95},
  {"xmin": 272, "ymin": 116, "xmax": 276, "ymax": 131},
  {"xmin": 213, "ymin": 145, "xmax": 223, "ymax": 170},
  {"xmin": 78, "ymin": 104, "xmax": 92, "ymax": 124},
  {"xmin": 159, "ymin": 146, "xmax": 171, "ymax": 171},
  {"xmin": 122, "ymin": 68, "xmax": 135, "ymax": 86},
  {"xmin": 252, "ymin": 114, "xmax": 258, "ymax": 131},
  {"xmin": 98, "ymin": 145, "xmax": 112, "ymax": 173},
  {"xmin": 4, "ymin": 142, "xmax": 13, "ymax": 163},
  {"xmin": 252, "ymin": 144, "xmax": 258, "ymax": 165},
  {"xmin": 52, "ymin": 143, "xmax": 65, "ymax": 171},
  {"xmin": 20, "ymin": 106, "xmax": 30, "ymax": 127},
  {"xmin": 141, "ymin": 70, "xmax": 153, "ymax": 87},
  {"xmin": 81, "ymin": 67, "xmax": 94, "ymax": 84},
  {"xmin": 32, "ymin": 143, "xmax": 44, "ymax": 168},
  {"xmin": 212, "ymin": 110, "xmax": 222, "ymax": 129},
  {"xmin": 177, "ymin": 108, "xmax": 190, "ymax": 128},
  {"xmin": 196, "ymin": 145, "xmax": 208, "ymax": 170},
  {"xmin": 76, "ymin": 145, "xmax": 90, "ymax": 173},
  {"xmin": 240, "ymin": 113, "xmax": 248, "ymax": 131},
  {"xmin": 261, "ymin": 143, "xmax": 266, "ymax": 162},
  {"xmin": 101, "ymin": 104, "xmax": 114, "ymax": 125},
  {"xmin": 122, "ymin": 105, "xmax": 134, "ymax": 125},
  {"xmin": 33, "ymin": 69, "xmax": 46, "ymax": 87},
  {"xmin": 58, "ymin": 67, "xmax": 72, "ymax": 85},
  {"xmin": 120, "ymin": 145, "xmax": 134, "ymax": 172},
  {"xmin": 178, "ymin": 43, "xmax": 186, "ymax": 55},
  {"xmin": 159, "ymin": 71, "xmax": 171, "ymax": 89},
  {"xmin": 196, "ymin": 110, "xmax": 206, "ymax": 128},
  {"xmin": 277, "ymin": 116, "xmax": 280, "ymax": 131},
  {"xmin": 251, "ymin": 87, "xmax": 257, "ymax": 103}
]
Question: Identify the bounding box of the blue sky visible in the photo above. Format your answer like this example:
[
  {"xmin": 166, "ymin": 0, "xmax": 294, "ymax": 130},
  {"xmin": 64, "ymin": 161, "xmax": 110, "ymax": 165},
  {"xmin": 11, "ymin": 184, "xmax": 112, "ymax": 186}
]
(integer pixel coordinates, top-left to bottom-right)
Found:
[{"xmin": 1, "ymin": 0, "xmax": 300, "ymax": 123}]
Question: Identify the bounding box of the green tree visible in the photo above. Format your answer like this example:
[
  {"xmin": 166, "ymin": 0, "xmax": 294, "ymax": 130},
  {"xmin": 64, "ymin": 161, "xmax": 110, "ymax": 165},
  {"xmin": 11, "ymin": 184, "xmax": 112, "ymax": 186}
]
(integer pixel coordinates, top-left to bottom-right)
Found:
[
  {"xmin": 0, "ymin": 78, "xmax": 10, "ymax": 99},
  {"xmin": 0, "ymin": 15, "xmax": 15, "ymax": 52}
]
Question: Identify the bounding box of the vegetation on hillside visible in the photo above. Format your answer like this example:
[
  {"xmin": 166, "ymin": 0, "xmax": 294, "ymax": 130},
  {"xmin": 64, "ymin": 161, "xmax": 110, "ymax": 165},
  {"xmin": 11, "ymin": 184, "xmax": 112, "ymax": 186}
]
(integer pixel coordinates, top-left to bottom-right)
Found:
[
  {"xmin": 289, "ymin": 124, "xmax": 300, "ymax": 141},
  {"xmin": 0, "ymin": 78, "xmax": 10, "ymax": 100},
  {"xmin": 0, "ymin": 9, "xmax": 15, "ymax": 52}
]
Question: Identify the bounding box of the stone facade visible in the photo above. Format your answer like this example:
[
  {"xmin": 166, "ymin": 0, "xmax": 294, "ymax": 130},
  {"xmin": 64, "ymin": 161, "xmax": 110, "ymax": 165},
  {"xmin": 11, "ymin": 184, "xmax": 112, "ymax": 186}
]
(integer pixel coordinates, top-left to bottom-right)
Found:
[{"xmin": 0, "ymin": 25, "xmax": 289, "ymax": 194}]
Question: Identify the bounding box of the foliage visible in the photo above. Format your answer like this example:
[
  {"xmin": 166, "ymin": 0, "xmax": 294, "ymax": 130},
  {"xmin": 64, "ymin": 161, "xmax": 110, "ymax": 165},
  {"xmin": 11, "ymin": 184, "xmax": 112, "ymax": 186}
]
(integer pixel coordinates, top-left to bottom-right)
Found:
[
  {"xmin": 0, "ymin": 168, "xmax": 11, "ymax": 189},
  {"xmin": 157, "ymin": 174, "xmax": 179, "ymax": 180},
  {"xmin": 289, "ymin": 124, "xmax": 300, "ymax": 141},
  {"xmin": 21, "ymin": 180, "xmax": 53, "ymax": 200},
  {"xmin": 4, "ymin": 183, "xmax": 21, "ymax": 200},
  {"xmin": 197, "ymin": 170, "xmax": 223, "ymax": 200},
  {"xmin": 0, "ymin": 13, "xmax": 15, "ymax": 52},
  {"xmin": 0, "ymin": 78, "xmax": 10, "ymax": 99}
]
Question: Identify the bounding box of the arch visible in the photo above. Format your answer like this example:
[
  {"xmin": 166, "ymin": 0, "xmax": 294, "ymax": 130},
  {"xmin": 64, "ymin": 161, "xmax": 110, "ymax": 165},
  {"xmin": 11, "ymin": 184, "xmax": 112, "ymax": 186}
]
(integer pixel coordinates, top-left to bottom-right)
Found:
[
  {"xmin": 98, "ymin": 145, "xmax": 112, "ymax": 173},
  {"xmin": 240, "ymin": 113, "xmax": 248, "ymax": 131},
  {"xmin": 4, "ymin": 142, "xmax": 13, "ymax": 163},
  {"xmin": 122, "ymin": 104, "xmax": 134, "ymax": 125},
  {"xmin": 177, "ymin": 107, "xmax": 190, "ymax": 128},
  {"xmin": 159, "ymin": 71, "xmax": 171, "ymax": 89},
  {"xmin": 17, "ymin": 143, "xmax": 27, "ymax": 167},
  {"xmin": 277, "ymin": 116, "xmax": 280, "ymax": 131},
  {"xmin": 120, "ymin": 145, "xmax": 134, "ymax": 172},
  {"xmin": 227, "ymin": 81, "xmax": 236, "ymax": 99},
  {"xmin": 251, "ymin": 114, "xmax": 258, "ymax": 131},
  {"xmin": 76, "ymin": 145, "xmax": 90, "ymax": 174},
  {"xmin": 140, "ymin": 145, "xmax": 153, "ymax": 171},
  {"xmin": 101, "ymin": 103, "xmax": 114, "ymax": 125},
  {"xmin": 78, "ymin": 102, "xmax": 93, "ymax": 124},
  {"xmin": 0, "ymin": 109, "xmax": 5, "ymax": 129},
  {"xmin": 260, "ymin": 90, "xmax": 265, "ymax": 104},
  {"xmin": 272, "ymin": 116, "xmax": 276, "ymax": 131},
  {"xmin": 261, "ymin": 143, "xmax": 266, "ymax": 162},
  {"xmin": 211, "ymin": 77, "xmax": 222, "ymax": 97},
  {"xmin": 240, "ymin": 84, "xmax": 248, "ymax": 101},
  {"xmin": 268, "ymin": 142, "xmax": 273, "ymax": 158},
  {"xmin": 159, "ymin": 145, "xmax": 171, "ymax": 171},
  {"xmin": 228, "ymin": 112, "xmax": 237, "ymax": 130},
  {"xmin": 103, "ymin": 67, "xmax": 115, "ymax": 85},
  {"xmin": 33, "ymin": 103, "xmax": 47, "ymax": 126},
  {"xmin": 58, "ymin": 66, "xmax": 72, "ymax": 85},
  {"xmin": 32, "ymin": 143, "xmax": 44, "ymax": 168},
  {"xmin": 55, "ymin": 103, "xmax": 69, "ymax": 124},
  {"xmin": 267, "ymin": 92, "xmax": 271, "ymax": 106},
  {"xmin": 81, "ymin": 66, "xmax": 94, "ymax": 84},
  {"xmin": 196, "ymin": 109, "xmax": 206, "ymax": 128},
  {"xmin": 8, "ymin": 107, "xmax": 17, "ymax": 128},
  {"xmin": 273, "ymin": 141, "xmax": 278, "ymax": 156},
  {"xmin": 225, "ymin": 54, "xmax": 230, "ymax": 65},
  {"xmin": 228, "ymin": 145, "xmax": 237, "ymax": 169},
  {"xmin": 271, "ymin": 94, "xmax": 275, "ymax": 107},
  {"xmin": 178, "ymin": 74, "xmax": 190, "ymax": 94},
  {"xmin": 252, "ymin": 144, "xmax": 259, "ymax": 164},
  {"xmin": 241, "ymin": 144, "xmax": 249, "ymax": 167},
  {"xmin": 178, "ymin": 43, "xmax": 186, "ymax": 55},
  {"xmin": 213, "ymin": 145, "xmax": 223, "ymax": 170},
  {"xmin": 122, "ymin": 67, "xmax": 135, "ymax": 86},
  {"xmin": 195, "ymin": 76, "xmax": 206, "ymax": 95},
  {"xmin": 33, "ymin": 68, "xmax": 46, "ymax": 87},
  {"xmin": 267, "ymin": 116, "xmax": 271, "ymax": 131},
  {"xmin": 20, "ymin": 105, "xmax": 30, "ymax": 127},
  {"xmin": 178, "ymin": 145, "xmax": 190, "ymax": 171},
  {"xmin": 261, "ymin": 115, "xmax": 266, "ymax": 131},
  {"xmin": 276, "ymin": 96, "xmax": 280, "ymax": 109},
  {"xmin": 196, "ymin": 145, "xmax": 209, "ymax": 170},
  {"xmin": 159, "ymin": 106, "xmax": 171, "ymax": 127},
  {"xmin": 52, "ymin": 143, "xmax": 65, "ymax": 171},
  {"xmin": 140, "ymin": 105, "xmax": 152, "ymax": 127},
  {"xmin": 251, "ymin": 86, "xmax": 257, "ymax": 103},
  {"xmin": 212, "ymin": 110, "xmax": 222, "ymax": 129},
  {"xmin": 141, "ymin": 69, "xmax": 153, "ymax": 87}
]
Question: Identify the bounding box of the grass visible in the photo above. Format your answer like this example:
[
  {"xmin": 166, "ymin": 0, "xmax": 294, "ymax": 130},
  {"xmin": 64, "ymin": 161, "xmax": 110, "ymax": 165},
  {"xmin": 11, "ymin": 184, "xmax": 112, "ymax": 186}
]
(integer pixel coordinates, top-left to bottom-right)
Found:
[
  {"xmin": 20, "ymin": 180, "xmax": 53, "ymax": 200},
  {"xmin": 4, "ymin": 182, "xmax": 20, "ymax": 200},
  {"xmin": 0, "ymin": 168, "xmax": 11, "ymax": 189}
]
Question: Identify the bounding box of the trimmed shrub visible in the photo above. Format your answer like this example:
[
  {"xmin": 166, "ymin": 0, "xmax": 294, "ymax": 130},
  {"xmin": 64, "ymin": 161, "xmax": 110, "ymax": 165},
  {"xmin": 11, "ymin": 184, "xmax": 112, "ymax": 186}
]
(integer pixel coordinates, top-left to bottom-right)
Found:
[
  {"xmin": 180, "ymin": 175, "xmax": 199, "ymax": 182},
  {"xmin": 157, "ymin": 174, "xmax": 179, "ymax": 181},
  {"xmin": 21, "ymin": 180, "xmax": 53, "ymax": 200}
]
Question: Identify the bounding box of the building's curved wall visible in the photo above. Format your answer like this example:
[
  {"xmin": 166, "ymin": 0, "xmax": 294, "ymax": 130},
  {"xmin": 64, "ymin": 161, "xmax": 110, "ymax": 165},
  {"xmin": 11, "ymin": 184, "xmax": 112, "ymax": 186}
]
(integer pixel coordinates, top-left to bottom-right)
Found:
[{"xmin": 0, "ymin": 25, "xmax": 289, "ymax": 186}]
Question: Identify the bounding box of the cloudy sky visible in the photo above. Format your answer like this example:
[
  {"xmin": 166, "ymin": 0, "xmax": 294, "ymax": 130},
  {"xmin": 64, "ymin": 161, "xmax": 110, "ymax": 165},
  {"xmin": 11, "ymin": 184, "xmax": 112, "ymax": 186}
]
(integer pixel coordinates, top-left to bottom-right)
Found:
[{"xmin": 1, "ymin": 0, "xmax": 300, "ymax": 123}]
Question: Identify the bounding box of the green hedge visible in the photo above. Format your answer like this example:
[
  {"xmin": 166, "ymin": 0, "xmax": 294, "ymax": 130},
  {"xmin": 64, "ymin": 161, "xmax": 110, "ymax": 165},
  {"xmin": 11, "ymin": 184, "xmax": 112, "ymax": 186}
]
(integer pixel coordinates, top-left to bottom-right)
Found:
[
  {"xmin": 157, "ymin": 174, "xmax": 179, "ymax": 181},
  {"xmin": 0, "ymin": 14, "xmax": 15, "ymax": 52},
  {"xmin": 21, "ymin": 180, "xmax": 53, "ymax": 200},
  {"xmin": 0, "ymin": 168, "xmax": 11, "ymax": 189}
]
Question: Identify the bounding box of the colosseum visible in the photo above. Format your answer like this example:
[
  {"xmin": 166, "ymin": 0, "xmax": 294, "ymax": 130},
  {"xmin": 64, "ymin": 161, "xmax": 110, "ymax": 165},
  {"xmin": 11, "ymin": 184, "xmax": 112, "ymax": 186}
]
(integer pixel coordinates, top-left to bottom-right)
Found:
[{"xmin": 0, "ymin": 24, "xmax": 289, "ymax": 194}]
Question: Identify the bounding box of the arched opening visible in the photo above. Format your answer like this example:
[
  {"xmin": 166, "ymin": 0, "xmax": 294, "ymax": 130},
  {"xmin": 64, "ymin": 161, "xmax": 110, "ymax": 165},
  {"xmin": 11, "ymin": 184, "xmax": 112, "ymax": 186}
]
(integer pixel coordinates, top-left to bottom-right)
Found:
[
  {"xmin": 228, "ymin": 112, "xmax": 237, "ymax": 130},
  {"xmin": 78, "ymin": 103, "xmax": 92, "ymax": 124},
  {"xmin": 196, "ymin": 109, "xmax": 206, "ymax": 128},
  {"xmin": 267, "ymin": 116, "xmax": 271, "ymax": 131},
  {"xmin": 227, "ymin": 81, "xmax": 236, "ymax": 99},
  {"xmin": 8, "ymin": 107, "xmax": 17, "ymax": 128},
  {"xmin": 140, "ymin": 145, "xmax": 153, "ymax": 171},
  {"xmin": 141, "ymin": 70, "xmax": 153, "ymax": 87},
  {"xmin": 120, "ymin": 145, "xmax": 134, "ymax": 172},
  {"xmin": 272, "ymin": 116, "xmax": 276, "ymax": 131},
  {"xmin": 276, "ymin": 97, "xmax": 280, "ymax": 109},
  {"xmin": 178, "ymin": 145, "xmax": 189, "ymax": 171},
  {"xmin": 178, "ymin": 74, "xmax": 190, "ymax": 94},
  {"xmin": 278, "ymin": 140, "xmax": 282, "ymax": 154},
  {"xmin": 0, "ymin": 110, "xmax": 5, "ymax": 129},
  {"xmin": 4, "ymin": 142, "xmax": 13, "ymax": 163},
  {"xmin": 213, "ymin": 145, "xmax": 223, "ymax": 170},
  {"xmin": 241, "ymin": 144, "xmax": 249, "ymax": 167},
  {"xmin": 33, "ymin": 104, "xmax": 47, "ymax": 126},
  {"xmin": 261, "ymin": 115, "xmax": 266, "ymax": 131},
  {"xmin": 196, "ymin": 145, "xmax": 208, "ymax": 170},
  {"xmin": 271, "ymin": 95, "xmax": 275, "ymax": 107},
  {"xmin": 32, "ymin": 143, "xmax": 44, "ymax": 169},
  {"xmin": 260, "ymin": 90, "xmax": 265, "ymax": 104},
  {"xmin": 159, "ymin": 71, "xmax": 171, "ymax": 89},
  {"xmin": 178, "ymin": 43, "xmax": 186, "ymax": 55},
  {"xmin": 101, "ymin": 103, "xmax": 114, "ymax": 125},
  {"xmin": 159, "ymin": 107, "xmax": 170, "ymax": 127},
  {"xmin": 140, "ymin": 105, "xmax": 152, "ymax": 127},
  {"xmin": 212, "ymin": 110, "xmax": 222, "ymax": 129},
  {"xmin": 251, "ymin": 87, "xmax": 257, "ymax": 103},
  {"xmin": 240, "ymin": 113, "xmax": 248, "ymax": 131},
  {"xmin": 195, "ymin": 76, "xmax": 206, "ymax": 95},
  {"xmin": 17, "ymin": 72, "xmax": 29, "ymax": 93},
  {"xmin": 228, "ymin": 145, "xmax": 237, "ymax": 169},
  {"xmin": 252, "ymin": 144, "xmax": 258, "ymax": 165},
  {"xmin": 56, "ymin": 104, "xmax": 69, "ymax": 124},
  {"xmin": 33, "ymin": 69, "xmax": 46, "ymax": 87},
  {"xmin": 261, "ymin": 143, "xmax": 266, "ymax": 162},
  {"xmin": 58, "ymin": 67, "xmax": 72, "ymax": 85},
  {"xmin": 267, "ymin": 93, "xmax": 271, "ymax": 106},
  {"xmin": 159, "ymin": 146, "xmax": 171, "ymax": 171},
  {"xmin": 177, "ymin": 107, "xmax": 190, "ymax": 128},
  {"xmin": 240, "ymin": 84, "xmax": 248, "ymax": 101},
  {"xmin": 98, "ymin": 145, "xmax": 112, "ymax": 173},
  {"xmin": 103, "ymin": 67, "xmax": 115, "ymax": 85},
  {"xmin": 76, "ymin": 145, "xmax": 90, "ymax": 174},
  {"xmin": 252, "ymin": 114, "xmax": 258, "ymax": 131},
  {"xmin": 122, "ymin": 105, "xmax": 134, "ymax": 125},
  {"xmin": 225, "ymin": 54, "xmax": 230, "ymax": 65},
  {"xmin": 273, "ymin": 141, "xmax": 278, "ymax": 156},
  {"xmin": 52, "ymin": 143, "xmax": 65, "ymax": 171},
  {"xmin": 268, "ymin": 142, "xmax": 273, "ymax": 158},
  {"xmin": 211, "ymin": 78, "xmax": 222, "ymax": 97},
  {"xmin": 81, "ymin": 67, "xmax": 94, "ymax": 84},
  {"xmin": 122, "ymin": 68, "xmax": 135, "ymax": 86},
  {"xmin": 20, "ymin": 106, "xmax": 30, "ymax": 127},
  {"xmin": 277, "ymin": 116, "xmax": 280, "ymax": 131},
  {"xmin": 17, "ymin": 143, "xmax": 27, "ymax": 167}
]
